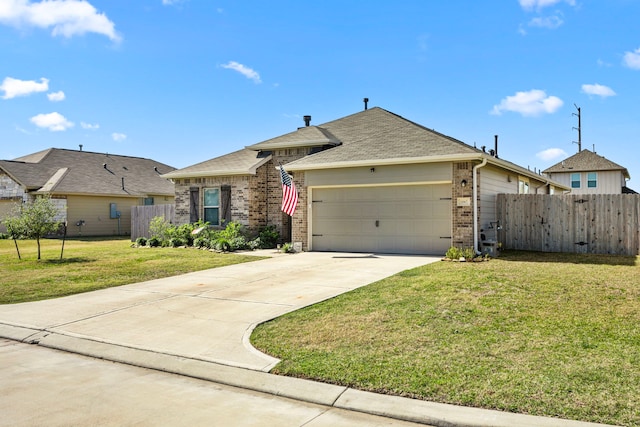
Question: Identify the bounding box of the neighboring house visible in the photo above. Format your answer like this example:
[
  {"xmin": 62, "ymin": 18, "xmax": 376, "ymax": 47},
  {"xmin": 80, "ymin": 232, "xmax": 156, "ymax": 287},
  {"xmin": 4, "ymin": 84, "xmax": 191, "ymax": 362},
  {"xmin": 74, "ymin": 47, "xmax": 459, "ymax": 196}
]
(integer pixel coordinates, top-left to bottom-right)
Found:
[
  {"xmin": 543, "ymin": 149, "xmax": 636, "ymax": 194},
  {"xmin": 164, "ymin": 106, "xmax": 568, "ymax": 255},
  {"xmin": 0, "ymin": 148, "xmax": 176, "ymax": 236}
]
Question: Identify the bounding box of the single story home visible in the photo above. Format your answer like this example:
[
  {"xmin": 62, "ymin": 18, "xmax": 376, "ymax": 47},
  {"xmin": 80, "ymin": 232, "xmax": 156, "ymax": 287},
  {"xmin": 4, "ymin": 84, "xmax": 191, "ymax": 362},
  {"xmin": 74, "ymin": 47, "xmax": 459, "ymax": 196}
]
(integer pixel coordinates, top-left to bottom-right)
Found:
[
  {"xmin": 163, "ymin": 105, "xmax": 568, "ymax": 255},
  {"xmin": 0, "ymin": 147, "xmax": 176, "ymax": 236},
  {"xmin": 542, "ymin": 149, "xmax": 637, "ymax": 194}
]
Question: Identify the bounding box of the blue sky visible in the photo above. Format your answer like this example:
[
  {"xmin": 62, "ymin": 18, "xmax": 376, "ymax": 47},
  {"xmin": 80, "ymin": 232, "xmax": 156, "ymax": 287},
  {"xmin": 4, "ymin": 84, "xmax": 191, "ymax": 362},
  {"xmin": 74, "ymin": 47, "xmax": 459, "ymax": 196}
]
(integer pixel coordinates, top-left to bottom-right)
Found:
[{"xmin": 1, "ymin": 0, "xmax": 639, "ymax": 188}]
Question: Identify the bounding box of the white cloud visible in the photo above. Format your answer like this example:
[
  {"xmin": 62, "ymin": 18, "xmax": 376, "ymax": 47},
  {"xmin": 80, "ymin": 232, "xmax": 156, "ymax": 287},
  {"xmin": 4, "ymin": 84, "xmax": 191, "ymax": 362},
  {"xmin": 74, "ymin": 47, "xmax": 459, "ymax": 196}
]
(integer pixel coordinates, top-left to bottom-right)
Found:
[
  {"xmin": 221, "ymin": 61, "xmax": 262, "ymax": 84},
  {"xmin": 30, "ymin": 112, "xmax": 74, "ymax": 131},
  {"xmin": 623, "ymin": 47, "xmax": 640, "ymax": 70},
  {"xmin": 47, "ymin": 90, "xmax": 65, "ymax": 101},
  {"xmin": 80, "ymin": 121, "xmax": 99, "ymax": 129},
  {"xmin": 0, "ymin": 76, "xmax": 48, "ymax": 99},
  {"xmin": 536, "ymin": 148, "xmax": 567, "ymax": 161},
  {"xmin": 528, "ymin": 14, "xmax": 563, "ymax": 29},
  {"xmin": 0, "ymin": 0, "xmax": 121, "ymax": 42},
  {"xmin": 491, "ymin": 89, "xmax": 563, "ymax": 117},
  {"xmin": 581, "ymin": 83, "xmax": 616, "ymax": 98},
  {"xmin": 112, "ymin": 132, "xmax": 126, "ymax": 141},
  {"xmin": 519, "ymin": 0, "xmax": 575, "ymax": 11},
  {"xmin": 162, "ymin": 0, "xmax": 186, "ymax": 5}
]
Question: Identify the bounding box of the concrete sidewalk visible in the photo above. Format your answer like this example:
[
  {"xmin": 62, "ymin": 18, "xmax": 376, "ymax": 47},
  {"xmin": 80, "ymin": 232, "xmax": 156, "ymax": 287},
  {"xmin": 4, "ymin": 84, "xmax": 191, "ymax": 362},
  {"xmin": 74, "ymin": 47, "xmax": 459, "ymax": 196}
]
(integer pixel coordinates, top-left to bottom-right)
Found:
[{"xmin": 0, "ymin": 251, "xmax": 615, "ymax": 427}]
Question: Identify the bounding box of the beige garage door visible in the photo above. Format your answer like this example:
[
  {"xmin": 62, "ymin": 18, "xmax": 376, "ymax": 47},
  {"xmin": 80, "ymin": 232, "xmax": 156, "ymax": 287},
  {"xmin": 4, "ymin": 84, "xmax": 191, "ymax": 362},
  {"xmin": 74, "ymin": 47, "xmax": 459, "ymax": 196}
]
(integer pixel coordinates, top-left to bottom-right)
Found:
[{"xmin": 311, "ymin": 184, "xmax": 452, "ymax": 255}]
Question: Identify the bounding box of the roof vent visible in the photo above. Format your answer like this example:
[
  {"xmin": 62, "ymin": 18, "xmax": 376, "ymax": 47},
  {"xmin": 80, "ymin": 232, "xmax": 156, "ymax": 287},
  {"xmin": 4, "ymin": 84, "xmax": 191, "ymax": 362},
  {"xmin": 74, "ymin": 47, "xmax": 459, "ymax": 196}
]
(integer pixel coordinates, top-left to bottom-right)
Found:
[
  {"xmin": 79, "ymin": 144, "xmax": 83, "ymax": 151},
  {"xmin": 303, "ymin": 115, "xmax": 311, "ymax": 127},
  {"xmin": 363, "ymin": 97, "xmax": 369, "ymax": 110}
]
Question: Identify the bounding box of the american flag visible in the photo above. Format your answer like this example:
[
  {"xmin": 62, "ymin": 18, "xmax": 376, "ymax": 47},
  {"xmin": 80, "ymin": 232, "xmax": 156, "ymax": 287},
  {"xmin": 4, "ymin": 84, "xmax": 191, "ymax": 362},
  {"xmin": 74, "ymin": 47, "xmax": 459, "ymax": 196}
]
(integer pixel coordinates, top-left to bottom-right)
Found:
[{"xmin": 280, "ymin": 165, "xmax": 298, "ymax": 216}]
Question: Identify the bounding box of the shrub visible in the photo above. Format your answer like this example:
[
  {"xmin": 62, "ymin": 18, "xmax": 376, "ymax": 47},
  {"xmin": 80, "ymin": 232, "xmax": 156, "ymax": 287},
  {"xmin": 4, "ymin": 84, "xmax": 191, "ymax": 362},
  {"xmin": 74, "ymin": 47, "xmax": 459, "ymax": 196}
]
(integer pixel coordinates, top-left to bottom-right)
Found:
[
  {"xmin": 0, "ymin": 232, "xmax": 9, "ymax": 240},
  {"xmin": 281, "ymin": 242, "xmax": 294, "ymax": 253},
  {"xmin": 148, "ymin": 237, "xmax": 161, "ymax": 248},
  {"xmin": 258, "ymin": 225, "xmax": 279, "ymax": 249},
  {"xmin": 168, "ymin": 237, "xmax": 186, "ymax": 248},
  {"xmin": 230, "ymin": 235, "xmax": 249, "ymax": 251},
  {"xmin": 445, "ymin": 246, "xmax": 478, "ymax": 261},
  {"xmin": 135, "ymin": 237, "xmax": 148, "ymax": 247},
  {"xmin": 193, "ymin": 237, "xmax": 209, "ymax": 249},
  {"xmin": 149, "ymin": 216, "xmax": 173, "ymax": 243},
  {"xmin": 214, "ymin": 237, "xmax": 232, "ymax": 252}
]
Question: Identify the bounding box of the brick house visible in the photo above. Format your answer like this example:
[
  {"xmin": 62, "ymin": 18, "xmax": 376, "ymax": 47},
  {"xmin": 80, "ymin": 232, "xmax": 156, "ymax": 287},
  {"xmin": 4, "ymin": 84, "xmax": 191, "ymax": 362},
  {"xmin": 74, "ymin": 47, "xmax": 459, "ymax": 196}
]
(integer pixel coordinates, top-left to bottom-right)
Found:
[{"xmin": 164, "ymin": 106, "xmax": 568, "ymax": 254}]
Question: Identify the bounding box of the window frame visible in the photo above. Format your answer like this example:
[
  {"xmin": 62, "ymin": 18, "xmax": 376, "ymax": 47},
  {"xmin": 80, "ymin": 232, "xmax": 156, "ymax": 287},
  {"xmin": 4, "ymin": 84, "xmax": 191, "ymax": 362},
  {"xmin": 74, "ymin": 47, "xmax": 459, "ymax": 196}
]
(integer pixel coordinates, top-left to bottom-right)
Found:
[
  {"xmin": 203, "ymin": 187, "xmax": 220, "ymax": 226},
  {"xmin": 571, "ymin": 173, "xmax": 581, "ymax": 189},
  {"xmin": 518, "ymin": 176, "xmax": 530, "ymax": 194},
  {"xmin": 587, "ymin": 172, "xmax": 597, "ymax": 188}
]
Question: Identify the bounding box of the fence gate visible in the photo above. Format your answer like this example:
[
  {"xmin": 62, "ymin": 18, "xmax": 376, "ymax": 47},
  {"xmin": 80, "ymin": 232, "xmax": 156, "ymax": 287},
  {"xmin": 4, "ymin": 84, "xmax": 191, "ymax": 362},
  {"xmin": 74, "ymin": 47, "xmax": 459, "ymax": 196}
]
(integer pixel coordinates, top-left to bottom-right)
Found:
[
  {"xmin": 131, "ymin": 204, "xmax": 175, "ymax": 241},
  {"xmin": 497, "ymin": 194, "xmax": 640, "ymax": 256}
]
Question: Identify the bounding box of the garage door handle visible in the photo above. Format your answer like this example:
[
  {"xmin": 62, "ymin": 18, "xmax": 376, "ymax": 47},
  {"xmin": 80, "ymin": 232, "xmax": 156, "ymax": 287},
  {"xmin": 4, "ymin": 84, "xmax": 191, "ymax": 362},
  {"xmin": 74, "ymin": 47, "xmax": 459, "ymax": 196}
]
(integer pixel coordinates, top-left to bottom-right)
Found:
[
  {"xmin": 312, "ymin": 234, "xmax": 323, "ymax": 237},
  {"xmin": 440, "ymin": 236, "xmax": 452, "ymax": 239}
]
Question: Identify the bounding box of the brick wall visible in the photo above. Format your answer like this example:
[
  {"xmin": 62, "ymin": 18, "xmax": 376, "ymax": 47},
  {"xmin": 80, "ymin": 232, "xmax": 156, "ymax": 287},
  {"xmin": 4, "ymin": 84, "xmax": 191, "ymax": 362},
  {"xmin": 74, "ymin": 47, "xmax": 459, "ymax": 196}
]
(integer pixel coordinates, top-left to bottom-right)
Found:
[
  {"xmin": 451, "ymin": 161, "xmax": 475, "ymax": 248},
  {"xmin": 172, "ymin": 148, "xmax": 308, "ymax": 245}
]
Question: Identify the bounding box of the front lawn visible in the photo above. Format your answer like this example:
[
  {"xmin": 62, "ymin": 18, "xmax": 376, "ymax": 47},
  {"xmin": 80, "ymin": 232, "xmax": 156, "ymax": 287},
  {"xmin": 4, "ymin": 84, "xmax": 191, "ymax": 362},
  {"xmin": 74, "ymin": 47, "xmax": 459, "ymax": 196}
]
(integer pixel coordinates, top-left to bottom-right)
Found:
[
  {"xmin": 0, "ymin": 237, "xmax": 263, "ymax": 304},
  {"xmin": 251, "ymin": 251, "xmax": 640, "ymax": 426}
]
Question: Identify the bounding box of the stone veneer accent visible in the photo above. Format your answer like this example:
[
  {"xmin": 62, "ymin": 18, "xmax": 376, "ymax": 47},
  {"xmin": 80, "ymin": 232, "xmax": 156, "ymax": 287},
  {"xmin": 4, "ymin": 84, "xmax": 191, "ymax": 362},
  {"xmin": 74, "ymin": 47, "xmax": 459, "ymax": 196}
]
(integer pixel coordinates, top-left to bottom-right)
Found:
[
  {"xmin": 451, "ymin": 161, "xmax": 476, "ymax": 248},
  {"xmin": 173, "ymin": 148, "xmax": 308, "ymax": 247},
  {"xmin": 0, "ymin": 173, "xmax": 25, "ymax": 200}
]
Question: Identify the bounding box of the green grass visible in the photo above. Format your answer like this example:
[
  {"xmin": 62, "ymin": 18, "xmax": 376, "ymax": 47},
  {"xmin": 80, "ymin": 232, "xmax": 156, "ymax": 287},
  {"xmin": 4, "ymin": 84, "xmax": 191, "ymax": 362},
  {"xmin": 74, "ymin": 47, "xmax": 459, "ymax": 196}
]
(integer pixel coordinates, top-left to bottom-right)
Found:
[
  {"xmin": 0, "ymin": 237, "xmax": 264, "ymax": 304},
  {"xmin": 251, "ymin": 251, "xmax": 640, "ymax": 426}
]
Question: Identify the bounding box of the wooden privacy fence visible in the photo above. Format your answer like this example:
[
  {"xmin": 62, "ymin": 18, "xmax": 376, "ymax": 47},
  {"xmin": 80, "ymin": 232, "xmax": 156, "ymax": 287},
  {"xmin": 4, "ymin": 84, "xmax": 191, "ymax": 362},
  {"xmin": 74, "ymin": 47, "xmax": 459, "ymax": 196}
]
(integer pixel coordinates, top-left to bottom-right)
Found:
[
  {"xmin": 131, "ymin": 204, "xmax": 175, "ymax": 241},
  {"xmin": 497, "ymin": 194, "xmax": 640, "ymax": 256}
]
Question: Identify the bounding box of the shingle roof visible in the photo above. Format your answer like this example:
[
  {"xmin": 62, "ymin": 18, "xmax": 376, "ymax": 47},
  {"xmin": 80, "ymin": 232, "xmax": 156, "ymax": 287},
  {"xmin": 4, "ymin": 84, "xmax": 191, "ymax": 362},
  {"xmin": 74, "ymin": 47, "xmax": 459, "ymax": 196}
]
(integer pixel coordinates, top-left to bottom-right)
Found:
[
  {"xmin": 281, "ymin": 107, "xmax": 481, "ymax": 169},
  {"xmin": 543, "ymin": 149, "xmax": 630, "ymax": 179},
  {"xmin": 162, "ymin": 149, "xmax": 272, "ymax": 179},
  {"xmin": 0, "ymin": 148, "xmax": 176, "ymax": 197},
  {"xmin": 246, "ymin": 125, "xmax": 340, "ymax": 150}
]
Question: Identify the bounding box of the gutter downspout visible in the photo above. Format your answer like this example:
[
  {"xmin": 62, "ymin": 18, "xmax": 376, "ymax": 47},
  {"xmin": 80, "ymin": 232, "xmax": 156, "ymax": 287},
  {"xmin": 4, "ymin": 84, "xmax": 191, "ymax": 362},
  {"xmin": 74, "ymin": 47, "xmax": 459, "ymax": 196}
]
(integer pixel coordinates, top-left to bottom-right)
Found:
[{"xmin": 473, "ymin": 158, "xmax": 488, "ymax": 254}]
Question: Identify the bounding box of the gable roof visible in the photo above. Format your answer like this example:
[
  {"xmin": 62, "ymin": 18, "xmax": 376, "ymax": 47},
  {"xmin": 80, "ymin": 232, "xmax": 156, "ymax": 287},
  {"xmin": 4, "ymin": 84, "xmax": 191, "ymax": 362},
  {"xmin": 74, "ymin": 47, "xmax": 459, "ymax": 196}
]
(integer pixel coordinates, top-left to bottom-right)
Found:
[
  {"xmin": 246, "ymin": 125, "xmax": 340, "ymax": 150},
  {"xmin": 0, "ymin": 148, "xmax": 176, "ymax": 197},
  {"xmin": 543, "ymin": 149, "xmax": 630, "ymax": 179},
  {"xmin": 162, "ymin": 149, "xmax": 272, "ymax": 179},
  {"xmin": 282, "ymin": 107, "xmax": 482, "ymax": 169}
]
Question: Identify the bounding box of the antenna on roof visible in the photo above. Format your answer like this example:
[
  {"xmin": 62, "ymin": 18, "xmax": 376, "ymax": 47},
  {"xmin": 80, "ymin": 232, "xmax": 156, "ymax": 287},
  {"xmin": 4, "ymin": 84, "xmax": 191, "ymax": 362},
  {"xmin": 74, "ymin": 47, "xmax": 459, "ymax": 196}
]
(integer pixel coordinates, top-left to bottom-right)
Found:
[{"xmin": 572, "ymin": 104, "xmax": 582, "ymax": 152}]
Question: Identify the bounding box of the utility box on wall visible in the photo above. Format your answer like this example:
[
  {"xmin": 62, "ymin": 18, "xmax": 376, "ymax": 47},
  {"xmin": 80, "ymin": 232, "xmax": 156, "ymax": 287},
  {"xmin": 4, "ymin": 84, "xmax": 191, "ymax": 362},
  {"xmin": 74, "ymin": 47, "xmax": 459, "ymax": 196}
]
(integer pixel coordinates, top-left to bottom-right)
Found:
[{"xmin": 110, "ymin": 203, "xmax": 118, "ymax": 219}]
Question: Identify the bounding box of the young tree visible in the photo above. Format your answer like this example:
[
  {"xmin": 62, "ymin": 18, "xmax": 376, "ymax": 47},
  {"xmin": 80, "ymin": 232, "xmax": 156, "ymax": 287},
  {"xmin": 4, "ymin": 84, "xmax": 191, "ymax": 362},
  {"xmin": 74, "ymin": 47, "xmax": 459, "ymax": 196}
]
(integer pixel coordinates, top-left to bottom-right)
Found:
[
  {"xmin": 2, "ymin": 209, "xmax": 27, "ymax": 260},
  {"xmin": 19, "ymin": 196, "xmax": 62, "ymax": 260}
]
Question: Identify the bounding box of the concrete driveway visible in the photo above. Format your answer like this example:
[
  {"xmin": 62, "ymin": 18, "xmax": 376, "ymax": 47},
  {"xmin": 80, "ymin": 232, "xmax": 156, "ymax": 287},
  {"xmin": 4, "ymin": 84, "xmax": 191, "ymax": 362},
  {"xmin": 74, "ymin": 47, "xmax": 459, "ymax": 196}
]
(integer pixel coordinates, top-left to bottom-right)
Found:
[{"xmin": 0, "ymin": 251, "xmax": 437, "ymax": 372}]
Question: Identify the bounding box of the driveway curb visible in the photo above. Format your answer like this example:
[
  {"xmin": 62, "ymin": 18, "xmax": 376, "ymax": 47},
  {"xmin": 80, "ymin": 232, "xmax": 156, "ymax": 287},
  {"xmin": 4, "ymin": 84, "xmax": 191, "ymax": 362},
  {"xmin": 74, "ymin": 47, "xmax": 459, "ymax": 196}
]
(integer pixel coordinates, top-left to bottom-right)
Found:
[{"xmin": 0, "ymin": 323, "xmax": 615, "ymax": 427}]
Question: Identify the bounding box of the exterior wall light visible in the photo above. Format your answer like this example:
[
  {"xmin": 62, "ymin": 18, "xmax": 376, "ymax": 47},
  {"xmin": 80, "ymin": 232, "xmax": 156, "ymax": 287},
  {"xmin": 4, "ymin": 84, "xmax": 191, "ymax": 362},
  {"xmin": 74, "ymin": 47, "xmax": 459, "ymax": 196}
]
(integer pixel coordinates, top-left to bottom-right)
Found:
[{"xmin": 461, "ymin": 179, "xmax": 467, "ymax": 187}]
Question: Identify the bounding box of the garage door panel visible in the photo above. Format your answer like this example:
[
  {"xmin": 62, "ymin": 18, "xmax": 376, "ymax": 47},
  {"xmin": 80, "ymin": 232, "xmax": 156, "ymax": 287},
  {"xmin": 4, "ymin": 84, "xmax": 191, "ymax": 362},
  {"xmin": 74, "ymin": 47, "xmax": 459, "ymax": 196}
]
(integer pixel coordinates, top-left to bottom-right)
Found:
[{"xmin": 312, "ymin": 185, "xmax": 452, "ymax": 255}]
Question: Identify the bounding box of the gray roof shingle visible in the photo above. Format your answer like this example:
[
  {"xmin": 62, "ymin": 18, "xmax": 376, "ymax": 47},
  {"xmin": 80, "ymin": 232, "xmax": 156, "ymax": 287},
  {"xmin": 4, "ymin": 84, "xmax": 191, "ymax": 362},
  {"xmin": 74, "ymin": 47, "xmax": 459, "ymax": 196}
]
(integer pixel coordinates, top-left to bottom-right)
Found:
[
  {"xmin": 0, "ymin": 148, "xmax": 176, "ymax": 197},
  {"xmin": 162, "ymin": 149, "xmax": 272, "ymax": 179},
  {"xmin": 543, "ymin": 149, "xmax": 630, "ymax": 179},
  {"xmin": 281, "ymin": 107, "xmax": 482, "ymax": 168}
]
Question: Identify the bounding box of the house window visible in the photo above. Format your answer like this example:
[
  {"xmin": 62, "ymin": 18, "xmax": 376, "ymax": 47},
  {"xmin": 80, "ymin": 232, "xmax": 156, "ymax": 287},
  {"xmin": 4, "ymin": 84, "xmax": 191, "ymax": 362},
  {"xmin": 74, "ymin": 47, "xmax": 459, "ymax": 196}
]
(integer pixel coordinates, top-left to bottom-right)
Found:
[
  {"xmin": 203, "ymin": 188, "xmax": 220, "ymax": 225},
  {"xmin": 143, "ymin": 197, "xmax": 154, "ymax": 206},
  {"xmin": 587, "ymin": 172, "xmax": 597, "ymax": 188},
  {"xmin": 518, "ymin": 177, "xmax": 530, "ymax": 194},
  {"xmin": 571, "ymin": 173, "xmax": 581, "ymax": 189}
]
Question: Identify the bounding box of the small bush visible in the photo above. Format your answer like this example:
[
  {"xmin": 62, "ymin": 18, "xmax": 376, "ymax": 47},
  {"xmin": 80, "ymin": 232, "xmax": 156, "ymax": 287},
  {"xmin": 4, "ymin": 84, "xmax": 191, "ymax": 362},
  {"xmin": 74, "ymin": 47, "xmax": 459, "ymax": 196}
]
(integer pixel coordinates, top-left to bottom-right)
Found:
[
  {"xmin": 445, "ymin": 246, "xmax": 477, "ymax": 260},
  {"xmin": 193, "ymin": 237, "xmax": 209, "ymax": 249},
  {"xmin": 230, "ymin": 235, "xmax": 249, "ymax": 251},
  {"xmin": 135, "ymin": 237, "xmax": 148, "ymax": 247},
  {"xmin": 281, "ymin": 242, "xmax": 294, "ymax": 253},
  {"xmin": 168, "ymin": 237, "xmax": 186, "ymax": 248},
  {"xmin": 0, "ymin": 232, "xmax": 9, "ymax": 240},
  {"xmin": 258, "ymin": 225, "xmax": 280, "ymax": 249},
  {"xmin": 148, "ymin": 237, "xmax": 161, "ymax": 248},
  {"xmin": 214, "ymin": 237, "xmax": 232, "ymax": 252}
]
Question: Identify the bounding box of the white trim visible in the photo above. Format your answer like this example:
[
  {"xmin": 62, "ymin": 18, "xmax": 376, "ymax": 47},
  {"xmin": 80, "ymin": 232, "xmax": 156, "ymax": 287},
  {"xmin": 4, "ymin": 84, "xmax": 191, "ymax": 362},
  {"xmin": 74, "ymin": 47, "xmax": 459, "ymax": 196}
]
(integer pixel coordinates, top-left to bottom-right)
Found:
[{"xmin": 307, "ymin": 180, "xmax": 451, "ymax": 190}]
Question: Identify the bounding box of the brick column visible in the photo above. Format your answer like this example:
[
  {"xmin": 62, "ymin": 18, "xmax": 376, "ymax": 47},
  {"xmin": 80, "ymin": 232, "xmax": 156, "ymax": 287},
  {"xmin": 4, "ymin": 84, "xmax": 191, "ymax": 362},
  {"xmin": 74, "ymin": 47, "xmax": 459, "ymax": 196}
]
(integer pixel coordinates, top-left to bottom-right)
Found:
[{"xmin": 451, "ymin": 162, "xmax": 475, "ymax": 248}]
